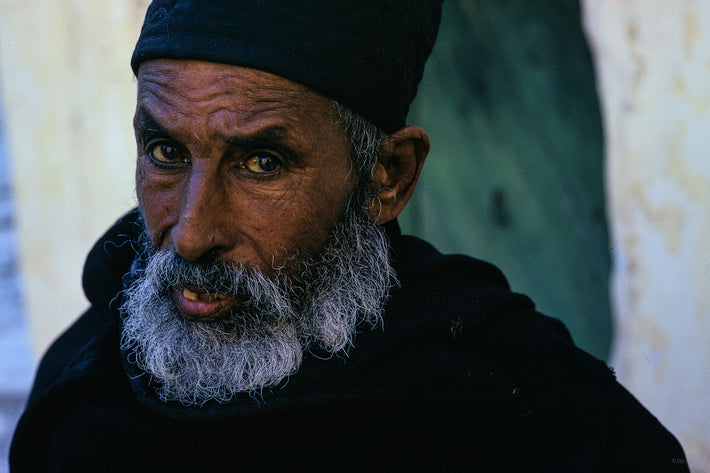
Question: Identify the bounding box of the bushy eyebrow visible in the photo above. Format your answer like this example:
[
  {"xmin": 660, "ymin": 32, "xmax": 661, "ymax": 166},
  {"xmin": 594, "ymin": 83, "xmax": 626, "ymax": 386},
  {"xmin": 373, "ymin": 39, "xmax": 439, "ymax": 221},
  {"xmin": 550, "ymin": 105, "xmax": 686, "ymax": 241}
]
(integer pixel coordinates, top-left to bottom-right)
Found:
[
  {"xmin": 225, "ymin": 127, "xmax": 291, "ymax": 149},
  {"xmin": 134, "ymin": 108, "xmax": 170, "ymax": 138},
  {"xmin": 133, "ymin": 107, "xmax": 305, "ymax": 162},
  {"xmin": 135, "ymin": 107, "xmax": 292, "ymax": 143}
]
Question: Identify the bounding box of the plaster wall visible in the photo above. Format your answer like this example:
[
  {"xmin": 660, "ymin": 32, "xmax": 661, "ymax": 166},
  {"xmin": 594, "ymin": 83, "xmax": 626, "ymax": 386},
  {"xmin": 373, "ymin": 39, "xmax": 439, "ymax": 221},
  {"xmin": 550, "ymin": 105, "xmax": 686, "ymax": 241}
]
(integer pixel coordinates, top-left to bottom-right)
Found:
[
  {"xmin": 583, "ymin": 1, "xmax": 710, "ymax": 471},
  {"xmin": 0, "ymin": 0, "xmax": 150, "ymax": 355}
]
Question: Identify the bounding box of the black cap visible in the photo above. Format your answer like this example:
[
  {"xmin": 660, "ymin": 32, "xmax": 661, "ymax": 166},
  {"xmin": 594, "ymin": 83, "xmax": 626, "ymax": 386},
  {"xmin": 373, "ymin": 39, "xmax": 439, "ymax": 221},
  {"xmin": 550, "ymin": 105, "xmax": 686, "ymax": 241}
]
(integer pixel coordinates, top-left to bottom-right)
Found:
[{"xmin": 131, "ymin": 0, "xmax": 443, "ymax": 133}]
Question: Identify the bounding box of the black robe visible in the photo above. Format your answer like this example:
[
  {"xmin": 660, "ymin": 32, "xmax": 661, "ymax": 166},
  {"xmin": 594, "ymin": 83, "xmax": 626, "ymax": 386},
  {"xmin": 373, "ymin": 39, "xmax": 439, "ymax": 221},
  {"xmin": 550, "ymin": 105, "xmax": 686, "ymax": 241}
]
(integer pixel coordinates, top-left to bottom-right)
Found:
[{"xmin": 10, "ymin": 210, "xmax": 689, "ymax": 472}]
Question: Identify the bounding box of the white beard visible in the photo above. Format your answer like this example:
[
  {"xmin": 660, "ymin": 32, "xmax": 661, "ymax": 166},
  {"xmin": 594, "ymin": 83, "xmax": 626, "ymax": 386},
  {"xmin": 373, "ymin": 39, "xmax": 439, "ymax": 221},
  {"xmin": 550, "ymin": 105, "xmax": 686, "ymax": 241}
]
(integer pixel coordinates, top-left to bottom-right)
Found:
[{"xmin": 120, "ymin": 210, "xmax": 394, "ymax": 406}]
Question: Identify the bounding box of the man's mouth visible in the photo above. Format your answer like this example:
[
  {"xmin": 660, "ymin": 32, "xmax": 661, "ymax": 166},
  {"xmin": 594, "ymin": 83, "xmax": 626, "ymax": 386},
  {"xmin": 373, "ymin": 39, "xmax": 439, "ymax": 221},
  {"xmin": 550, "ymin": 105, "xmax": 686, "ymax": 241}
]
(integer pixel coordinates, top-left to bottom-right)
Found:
[
  {"xmin": 172, "ymin": 287, "xmax": 237, "ymax": 322},
  {"xmin": 182, "ymin": 288, "xmax": 229, "ymax": 302}
]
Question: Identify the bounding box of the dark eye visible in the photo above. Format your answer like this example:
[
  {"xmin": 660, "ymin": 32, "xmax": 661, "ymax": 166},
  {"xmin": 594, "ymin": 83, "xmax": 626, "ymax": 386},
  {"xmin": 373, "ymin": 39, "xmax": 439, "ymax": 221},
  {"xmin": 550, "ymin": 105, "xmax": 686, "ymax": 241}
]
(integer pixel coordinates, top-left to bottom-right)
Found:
[
  {"xmin": 147, "ymin": 142, "xmax": 186, "ymax": 165},
  {"xmin": 244, "ymin": 153, "xmax": 282, "ymax": 173}
]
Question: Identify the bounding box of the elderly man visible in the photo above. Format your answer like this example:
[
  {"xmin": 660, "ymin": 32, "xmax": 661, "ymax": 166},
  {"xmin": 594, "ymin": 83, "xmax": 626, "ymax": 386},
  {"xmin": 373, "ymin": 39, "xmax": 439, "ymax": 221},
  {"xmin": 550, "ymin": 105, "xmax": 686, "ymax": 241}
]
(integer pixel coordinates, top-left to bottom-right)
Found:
[{"xmin": 11, "ymin": 1, "xmax": 688, "ymax": 472}]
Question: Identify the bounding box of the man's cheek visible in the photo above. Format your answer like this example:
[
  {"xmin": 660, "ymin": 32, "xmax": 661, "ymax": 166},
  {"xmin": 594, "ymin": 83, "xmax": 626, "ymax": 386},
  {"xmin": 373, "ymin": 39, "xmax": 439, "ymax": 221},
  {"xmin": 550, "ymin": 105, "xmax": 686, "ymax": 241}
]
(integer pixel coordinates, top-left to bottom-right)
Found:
[{"xmin": 136, "ymin": 187, "xmax": 180, "ymax": 250}]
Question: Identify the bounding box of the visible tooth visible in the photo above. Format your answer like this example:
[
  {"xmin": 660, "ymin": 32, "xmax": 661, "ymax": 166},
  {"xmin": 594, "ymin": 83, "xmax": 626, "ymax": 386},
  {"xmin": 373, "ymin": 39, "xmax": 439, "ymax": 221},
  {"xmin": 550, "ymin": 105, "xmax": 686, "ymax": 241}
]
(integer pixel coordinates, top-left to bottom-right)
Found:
[{"xmin": 183, "ymin": 288, "xmax": 200, "ymax": 301}]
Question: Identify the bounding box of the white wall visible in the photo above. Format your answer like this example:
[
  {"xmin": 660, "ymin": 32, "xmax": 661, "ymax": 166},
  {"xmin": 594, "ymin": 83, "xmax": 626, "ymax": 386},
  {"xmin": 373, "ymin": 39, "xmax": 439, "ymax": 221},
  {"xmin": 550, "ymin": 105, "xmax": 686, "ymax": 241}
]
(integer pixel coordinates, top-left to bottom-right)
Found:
[
  {"xmin": 583, "ymin": 1, "xmax": 710, "ymax": 471},
  {"xmin": 0, "ymin": 1, "xmax": 150, "ymax": 355}
]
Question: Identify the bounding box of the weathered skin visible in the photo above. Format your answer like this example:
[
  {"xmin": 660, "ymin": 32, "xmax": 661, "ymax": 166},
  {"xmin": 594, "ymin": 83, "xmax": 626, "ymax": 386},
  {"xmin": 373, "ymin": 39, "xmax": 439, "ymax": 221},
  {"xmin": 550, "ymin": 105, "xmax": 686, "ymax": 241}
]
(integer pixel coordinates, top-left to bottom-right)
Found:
[{"xmin": 134, "ymin": 59, "xmax": 429, "ymax": 321}]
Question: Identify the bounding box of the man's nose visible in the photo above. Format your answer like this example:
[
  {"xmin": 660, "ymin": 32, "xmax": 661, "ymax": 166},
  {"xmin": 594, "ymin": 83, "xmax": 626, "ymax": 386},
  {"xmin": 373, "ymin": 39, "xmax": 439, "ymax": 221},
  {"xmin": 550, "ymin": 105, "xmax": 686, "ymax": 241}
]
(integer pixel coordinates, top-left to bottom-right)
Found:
[{"xmin": 171, "ymin": 170, "xmax": 235, "ymax": 262}]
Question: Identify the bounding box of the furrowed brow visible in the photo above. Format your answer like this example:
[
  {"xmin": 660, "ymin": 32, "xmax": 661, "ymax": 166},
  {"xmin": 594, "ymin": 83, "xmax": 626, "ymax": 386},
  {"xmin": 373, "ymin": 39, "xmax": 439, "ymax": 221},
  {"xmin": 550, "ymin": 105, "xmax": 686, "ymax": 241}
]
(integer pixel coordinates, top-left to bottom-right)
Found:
[
  {"xmin": 225, "ymin": 127, "xmax": 290, "ymax": 149},
  {"xmin": 225, "ymin": 127, "xmax": 306, "ymax": 163},
  {"xmin": 134, "ymin": 108, "xmax": 170, "ymax": 138}
]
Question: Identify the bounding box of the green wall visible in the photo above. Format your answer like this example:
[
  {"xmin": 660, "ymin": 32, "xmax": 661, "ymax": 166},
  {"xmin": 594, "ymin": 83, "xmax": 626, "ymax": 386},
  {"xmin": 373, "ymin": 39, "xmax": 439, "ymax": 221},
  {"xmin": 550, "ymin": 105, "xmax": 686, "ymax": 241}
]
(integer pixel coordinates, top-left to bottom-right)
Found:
[{"xmin": 400, "ymin": 0, "xmax": 611, "ymax": 360}]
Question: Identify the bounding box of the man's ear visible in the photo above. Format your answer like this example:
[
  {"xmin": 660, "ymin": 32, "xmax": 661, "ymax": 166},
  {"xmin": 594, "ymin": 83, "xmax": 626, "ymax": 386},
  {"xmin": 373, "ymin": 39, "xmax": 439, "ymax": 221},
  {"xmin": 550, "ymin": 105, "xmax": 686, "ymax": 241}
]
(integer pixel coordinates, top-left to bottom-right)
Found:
[{"xmin": 367, "ymin": 126, "xmax": 429, "ymax": 224}]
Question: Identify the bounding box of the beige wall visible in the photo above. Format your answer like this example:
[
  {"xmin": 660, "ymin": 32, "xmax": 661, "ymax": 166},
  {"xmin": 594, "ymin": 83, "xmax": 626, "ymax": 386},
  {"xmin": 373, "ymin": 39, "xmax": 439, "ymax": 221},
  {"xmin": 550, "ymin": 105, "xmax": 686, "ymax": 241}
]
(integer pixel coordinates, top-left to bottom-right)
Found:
[
  {"xmin": 583, "ymin": 1, "xmax": 710, "ymax": 471},
  {"xmin": 0, "ymin": 1, "xmax": 150, "ymax": 354}
]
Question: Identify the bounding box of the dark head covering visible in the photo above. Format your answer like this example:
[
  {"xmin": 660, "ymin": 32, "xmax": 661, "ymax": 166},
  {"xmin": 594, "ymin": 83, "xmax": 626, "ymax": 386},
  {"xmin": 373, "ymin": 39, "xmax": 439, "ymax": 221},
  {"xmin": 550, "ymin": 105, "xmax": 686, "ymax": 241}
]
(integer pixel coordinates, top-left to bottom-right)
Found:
[{"xmin": 131, "ymin": 0, "xmax": 443, "ymax": 133}]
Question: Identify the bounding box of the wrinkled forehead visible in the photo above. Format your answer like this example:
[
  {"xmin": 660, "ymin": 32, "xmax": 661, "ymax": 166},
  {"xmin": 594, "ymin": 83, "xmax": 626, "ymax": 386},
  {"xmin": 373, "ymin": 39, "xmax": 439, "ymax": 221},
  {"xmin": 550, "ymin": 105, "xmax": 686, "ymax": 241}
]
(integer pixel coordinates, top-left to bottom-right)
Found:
[
  {"xmin": 133, "ymin": 59, "xmax": 351, "ymax": 162},
  {"xmin": 136, "ymin": 59, "xmax": 337, "ymax": 118}
]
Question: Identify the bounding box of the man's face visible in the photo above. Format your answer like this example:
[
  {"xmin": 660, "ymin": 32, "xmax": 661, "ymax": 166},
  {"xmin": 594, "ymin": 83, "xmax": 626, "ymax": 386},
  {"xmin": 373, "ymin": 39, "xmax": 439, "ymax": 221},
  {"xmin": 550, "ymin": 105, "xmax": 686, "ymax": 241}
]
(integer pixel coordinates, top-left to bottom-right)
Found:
[
  {"xmin": 125, "ymin": 59, "xmax": 393, "ymax": 405},
  {"xmin": 134, "ymin": 59, "xmax": 357, "ymax": 322}
]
